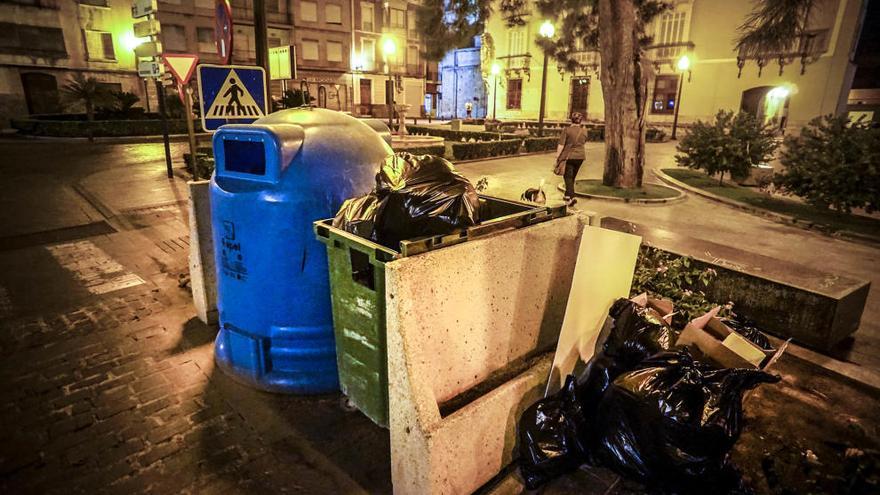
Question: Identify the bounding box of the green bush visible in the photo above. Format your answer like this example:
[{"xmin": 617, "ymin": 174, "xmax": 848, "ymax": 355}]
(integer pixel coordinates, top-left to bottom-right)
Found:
[
  {"xmin": 675, "ymin": 110, "xmax": 777, "ymax": 185},
  {"xmin": 395, "ymin": 144, "xmax": 446, "ymax": 158},
  {"xmin": 586, "ymin": 126, "xmax": 605, "ymax": 141},
  {"xmin": 775, "ymin": 115, "xmax": 880, "ymax": 213},
  {"xmin": 451, "ymin": 139, "xmax": 521, "ymax": 160},
  {"xmin": 11, "ymin": 118, "xmax": 189, "ymax": 137},
  {"xmin": 523, "ymin": 137, "xmax": 558, "ymax": 153},
  {"xmin": 407, "ymin": 125, "xmax": 519, "ymax": 142}
]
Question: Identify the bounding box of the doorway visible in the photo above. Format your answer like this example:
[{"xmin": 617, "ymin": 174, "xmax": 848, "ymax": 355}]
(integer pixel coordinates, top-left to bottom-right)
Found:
[
  {"xmin": 740, "ymin": 86, "xmax": 790, "ymax": 131},
  {"xmin": 569, "ymin": 77, "xmax": 589, "ymax": 118},
  {"xmin": 359, "ymin": 79, "xmax": 371, "ymax": 115},
  {"xmin": 21, "ymin": 72, "xmax": 60, "ymax": 115},
  {"xmin": 317, "ymin": 86, "xmax": 327, "ymax": 108}
]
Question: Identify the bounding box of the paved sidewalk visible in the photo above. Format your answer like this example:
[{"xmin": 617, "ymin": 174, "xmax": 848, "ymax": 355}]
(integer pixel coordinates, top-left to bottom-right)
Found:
[{"xmin": 456, "ymin": 143, "xmax": 880, "ymax": 371}]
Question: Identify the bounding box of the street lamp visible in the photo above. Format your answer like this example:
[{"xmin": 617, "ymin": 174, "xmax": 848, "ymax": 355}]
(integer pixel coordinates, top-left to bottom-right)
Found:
[
  {"xmin": 537, "ymin": 20, "xmax": 555, "ymax": 137},
  {"xmin": 671, "ymin": 54, "xmax": 691, "ymax": 140},
  {"xmin": 382, "ymin": 36, "xmax": 397, "ymax": 127},
  {"xmin": 490, "ymin": 62, "xmax": 501, "ymax": 121}
]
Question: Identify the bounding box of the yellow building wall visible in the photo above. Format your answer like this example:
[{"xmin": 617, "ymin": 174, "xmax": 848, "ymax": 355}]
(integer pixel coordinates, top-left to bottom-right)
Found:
[{"xmin": 484, "ymin": 0, "xmax": 865, "ymax": 131}]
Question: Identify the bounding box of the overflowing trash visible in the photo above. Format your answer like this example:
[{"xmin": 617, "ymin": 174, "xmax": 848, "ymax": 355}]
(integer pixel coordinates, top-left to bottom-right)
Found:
[
  {"xmin": 519, "ymin": 296, "xmax": 783, "ymax": 492},
  {"xmin": 333, "ymin": 152, "xmax": 480, "ymax": 249}
]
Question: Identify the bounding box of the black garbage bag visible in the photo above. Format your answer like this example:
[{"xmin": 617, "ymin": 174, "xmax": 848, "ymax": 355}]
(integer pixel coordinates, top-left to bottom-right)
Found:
[
  {"xmin": 518, "ymin": 375, "xmax": 590, "ymax": 489},
  {"xmin": 592, "ymin": 348, "xmax": 780, "ymax": 492},
  {"xmin": 372, "ymin": 152, "xmax": 479, "ymax": 248},
  {"xmin": 332, "ymin": 193, "xmax": 380, "ymax": 240},
  {"xmin": 722, "ymin": 316, "xmax": 775, "ymax": 351},
  {"xmin": 333, "ymin": 152, "xmax": 480, "ymax": 249},
  {"xmin": 580, "ymin": 298, "xmax": 680, "ymax": 409}
]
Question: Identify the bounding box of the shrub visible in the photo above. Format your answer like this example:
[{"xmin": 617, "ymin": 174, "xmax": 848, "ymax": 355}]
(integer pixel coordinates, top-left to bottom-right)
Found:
[
  {"xmin": 675, "ymin": 110, "xmax": 777, "ymax": 185},
  {"xmin": 775, "ymin": 115, "xmax": 880, "ymax": 213},
  {"xmin": 586, "ymin": 126, "xmax": 605, "ymax": 141},
  {"xmin": 523, "ymin": 137, "xmax": 557, "ymax": 153},
  {"xmin": 11, "ymin": 119, "xmax": 188, "ymax": 137},
  {"xmin": 646, "ymin": 127, "xmax": 666, "ymax": 142},
  {"xmin": 451, "ymin": 139, "xmax": 521, "ymax": 160},
  {"xmin": 396, "ymin": 144, "xmax": 446, "ymax": 158}
]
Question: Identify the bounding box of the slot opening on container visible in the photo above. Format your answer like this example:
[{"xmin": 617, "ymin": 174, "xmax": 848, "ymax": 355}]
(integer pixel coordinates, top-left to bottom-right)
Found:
[{"xmin": 349, "ymin": 248, "xmax": 375, "ymax": 290}]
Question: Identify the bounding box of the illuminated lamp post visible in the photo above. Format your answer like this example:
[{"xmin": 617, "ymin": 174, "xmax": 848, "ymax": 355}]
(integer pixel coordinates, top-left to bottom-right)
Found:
[
  {"xmin": 537, "ymin": 20, "xmax": 555, "ymax": 137},
  {"xmin": 671, "ymin": 54, "xmax": 692, "ymax": 140}
]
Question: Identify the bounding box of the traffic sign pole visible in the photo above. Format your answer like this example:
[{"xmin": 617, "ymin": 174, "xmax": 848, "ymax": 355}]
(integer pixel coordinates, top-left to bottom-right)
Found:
[
  {"xmin": 155, "ymin": 80, "xmax": 173, "ymax": 179},
  {"xmin": 184, "ymin": 85, "xmax": 199, "ymax": 180}
]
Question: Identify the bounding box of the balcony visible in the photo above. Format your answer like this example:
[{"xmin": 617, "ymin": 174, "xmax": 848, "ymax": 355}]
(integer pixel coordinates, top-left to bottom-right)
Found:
[
  {"xmin": 499, "ymin": 53, "xmax": 531, "ymax": 80},
  {"xmin": 646, "ymin": 41, "xmax": 695, "ymax": 68},
  {"xmin": 736, "ymin": 29, "xmax": 829, "ymax": 76}
]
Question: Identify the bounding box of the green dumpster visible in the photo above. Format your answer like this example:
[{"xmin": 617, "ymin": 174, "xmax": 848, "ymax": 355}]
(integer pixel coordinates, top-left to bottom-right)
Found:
[{"xmin": 314, "ymin": 195, "xmax": 566, "ymax": 427}]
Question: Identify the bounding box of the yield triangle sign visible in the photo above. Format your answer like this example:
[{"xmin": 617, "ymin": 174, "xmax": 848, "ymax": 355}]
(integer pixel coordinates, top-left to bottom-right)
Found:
[
  {"xmin": 163, "ymin": 54, "xmax": 199, "ymax": 85},
  {"xmin": 205, "ymin": 69, "xmax": 266, "ymax": 119}
]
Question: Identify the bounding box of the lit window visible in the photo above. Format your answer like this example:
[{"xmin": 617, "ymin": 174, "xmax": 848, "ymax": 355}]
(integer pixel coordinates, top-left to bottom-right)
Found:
[
  {"xmin": 301, "ymin": 1, "xmax": 317, "ymax": 22},
  {"xmin": 83, "ymin": 30, "xmax": 115, "ymax": 61},
  {"xmin": 390, "ymin": 8, "xmax": 405, "ymax": 29},
  {"xmin": 361, "ymin": 38, "xmax": 375, "ymax": 70},
  {"xmin": 651, "ymin": 75, "xmax": 679, "ymax": 114}
]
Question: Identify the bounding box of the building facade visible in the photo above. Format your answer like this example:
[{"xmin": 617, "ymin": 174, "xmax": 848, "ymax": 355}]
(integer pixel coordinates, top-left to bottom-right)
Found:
[
  {"xmin": 437, "ymin": 37, "xmax": 488, "ymax": 119},
  {"xmin": 0, "ymin": 0, "xmax": 438, "ymax": 125},
  {"xmin": 483, "ymin": 0, "xmax": 867, "ymax": 131}
]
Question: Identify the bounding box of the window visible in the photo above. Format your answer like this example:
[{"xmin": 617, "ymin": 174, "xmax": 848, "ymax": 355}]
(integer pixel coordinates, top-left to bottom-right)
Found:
[
  {"xmin": 83, "ymin": 30, "xmax": 115, "ymax": 61},
  {"xmin": 407, "ymin": 10, "xmax": 418, "ymax": 38},
  {"xmin": 407, "ymin": 45, "xmax": 418, "ymax": 67},
  {"xmin": 301, "ymin": 1, "xmax": 317, "ymax": 22},
  {"xmin": 507, "ymin": 78, "xmax": 522, "ymax": 109},
  {"xmin": 162, "ymin": 25, "xmax": 187, "ymax": 52},
  {"xmin": 0, "ymin": 23, "xmax": 66, "ymax": 56},
  {"xmin": 390, "ymin": 8, "xmax": 405, "ymax": 29},
  {"xmin": 361, "ymin": 38, "xmax": 375, "ymax": 70},
  {"xmin": 327, "ymin": 41, "xmax": 343, "ymax": 62},
  {"xmin": 195, "ymin": 0, "xmax": 214, "ymax": 8},
  {"xmin": 508, "ymin": 29, "xmax": 525, "ymax": 55},
  {"xmin": 651, "ymin": 75, "xmax": 679, "ymax": 114},
  {"xmin": 197, "ymin": 27, "xmax": 215, "ymax": 53},
  {"xmin": 78, "ymin": 0, "xmax": 109, "ymax": 6},
  {"xmin": 266, "ymin": 0, "xmax": 279, "ymax": 13},
  {"xmin": 326, "ymin": 4, "xmax": 342, "ymax": 24},
  {"xmin": 361, "ymin": 2, "xmax": 374, "ymax": 31},
  {"xmin": 655, "ymin": 11, "xmax": 686, "ymax": 58},
  {"xmin": 302, "ymin": 39, "xmax": 319, "ymax": 60}
]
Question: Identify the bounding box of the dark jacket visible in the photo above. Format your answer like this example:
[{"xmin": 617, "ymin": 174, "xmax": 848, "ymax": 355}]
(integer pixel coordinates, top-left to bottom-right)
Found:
[{"xmin": 558, "ymin": 124, "xmax": 587, "ymax": 160}]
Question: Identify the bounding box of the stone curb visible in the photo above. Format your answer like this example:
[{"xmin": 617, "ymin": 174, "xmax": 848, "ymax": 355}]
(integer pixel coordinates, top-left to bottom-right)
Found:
[
  {"xmin": 654, "ymin": 168, "xmax": 880, "ymax": 246},
  {"xmin": 556, "ymin": 181, "xmax": 686, "ymax": 204}
]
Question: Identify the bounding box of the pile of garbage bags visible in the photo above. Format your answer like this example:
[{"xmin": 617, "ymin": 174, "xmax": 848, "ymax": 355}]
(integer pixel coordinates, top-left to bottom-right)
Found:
[
  {"xmin": 519, "ymin": 298, "xmax": 780, "ymax": 492},
  {"xmin": 333, "ymin": 152, "xmax": 480, "ymax": 249}
]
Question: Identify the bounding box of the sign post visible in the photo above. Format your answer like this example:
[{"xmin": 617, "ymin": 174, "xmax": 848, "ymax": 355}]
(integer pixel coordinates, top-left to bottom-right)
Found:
[{"xmin": 162, "ymin": 54, "xmax": 200, "ymax": 178}]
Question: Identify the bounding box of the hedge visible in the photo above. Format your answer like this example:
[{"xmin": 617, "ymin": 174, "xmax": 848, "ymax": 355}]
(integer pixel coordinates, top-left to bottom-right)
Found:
[
  {"xmin": 646, "ymin": 128, "xmax": 667, "ymax": 142},
  {"xmin": 451, "ymin": 139, "xmax": 521, "ymax": 160},
  {"xmin": 523, "ymin": 137, "xmax": 558, "ymax": 153},
  {"xmin": 396, "ymin": 144, "xmax": 446, "ymax": 157},
  {"xmin": 407, "ymin": 125, "xmax": 519, "ymax": 143},
  {"xmin": 11, "ymin": 118, "xmax": 189, "ymax": 137}
]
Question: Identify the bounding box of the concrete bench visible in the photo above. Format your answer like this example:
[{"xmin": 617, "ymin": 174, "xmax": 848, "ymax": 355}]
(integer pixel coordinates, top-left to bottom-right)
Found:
[
  {"xmin": 602, "ymin": 218, "xmax": 871, "ymax": 351},
  {"xmin": 385, "ymin": 213, "xmax": 592, "ymax": 494}
]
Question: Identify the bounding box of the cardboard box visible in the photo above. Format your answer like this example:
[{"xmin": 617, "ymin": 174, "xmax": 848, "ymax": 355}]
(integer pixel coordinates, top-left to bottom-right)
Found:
[{"xmin": 678, "ymin": 307, "xmax": 788, "ymax": 370}]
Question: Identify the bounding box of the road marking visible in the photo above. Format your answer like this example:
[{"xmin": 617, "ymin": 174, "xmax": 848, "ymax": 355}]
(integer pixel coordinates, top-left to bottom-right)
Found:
[{"xmin": 46, "ymin": 240, "xmax": 146, "ymax": 295}]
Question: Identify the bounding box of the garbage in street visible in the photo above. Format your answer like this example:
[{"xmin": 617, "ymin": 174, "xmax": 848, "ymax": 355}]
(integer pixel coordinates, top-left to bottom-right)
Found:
[{"xmin": 519, "ymin": 292, "xmax": 786, "ymax": 492}]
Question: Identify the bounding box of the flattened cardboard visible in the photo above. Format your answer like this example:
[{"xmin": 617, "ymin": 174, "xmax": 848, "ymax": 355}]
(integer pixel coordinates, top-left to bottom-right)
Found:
[
  {"xmin": 678, "ymin": 310, "xmax": 787, "ymax": 370},
  {"xmin": 546, "ymin": 225, "xmax": 641, "ymax": 396}
]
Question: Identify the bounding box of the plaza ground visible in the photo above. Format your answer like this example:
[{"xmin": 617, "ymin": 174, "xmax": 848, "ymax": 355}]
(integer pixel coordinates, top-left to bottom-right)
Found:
[{"xmin": 0, "ymin": 136, "xmax": 878, "ymax": 493}]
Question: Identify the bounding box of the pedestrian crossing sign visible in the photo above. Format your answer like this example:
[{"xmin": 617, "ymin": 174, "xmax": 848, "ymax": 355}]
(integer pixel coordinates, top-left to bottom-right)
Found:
[{"xmin": 197, "ymin": 64, "xmax": 268, "ymax": 132}]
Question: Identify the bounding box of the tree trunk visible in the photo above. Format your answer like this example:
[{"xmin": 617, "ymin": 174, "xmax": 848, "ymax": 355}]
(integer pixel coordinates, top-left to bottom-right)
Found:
[
  {"xmin": 598, "ymin": 0, "xmax": 651, "ymax": 188},
  {"xmin": 85, "ymin": 100, "xmax": 94, "ymax": 122}
]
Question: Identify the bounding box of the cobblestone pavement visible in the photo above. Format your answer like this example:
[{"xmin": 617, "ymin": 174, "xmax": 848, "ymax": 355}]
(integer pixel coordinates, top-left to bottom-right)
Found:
[{"xmin": 0, "ymin": 232, "xmax": 389, "ymax": 495}]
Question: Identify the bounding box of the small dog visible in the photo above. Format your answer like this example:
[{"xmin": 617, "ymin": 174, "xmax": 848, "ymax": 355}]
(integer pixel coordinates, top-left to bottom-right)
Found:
[{"xmin": 521, "ymin": 179, "xmax": 547, "ymax": 204}]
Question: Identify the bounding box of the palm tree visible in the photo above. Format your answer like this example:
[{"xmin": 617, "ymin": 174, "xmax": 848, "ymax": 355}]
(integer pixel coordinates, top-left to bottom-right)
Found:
[
  {"xmin": 60, "ymin": 74, "xmax": 111, "ymax": 121},
  {"xmin": 736, "ymin": 0, "xmax": 816, "ymax": 74}
]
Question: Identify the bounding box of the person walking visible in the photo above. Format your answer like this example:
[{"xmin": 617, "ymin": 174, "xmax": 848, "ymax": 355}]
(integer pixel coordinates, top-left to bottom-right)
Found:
[{"xmin": 556, "ymin": 112, "xmax": 588, "ymax": 206}]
